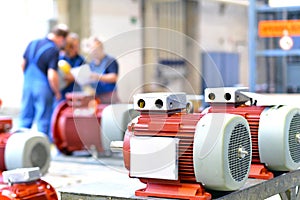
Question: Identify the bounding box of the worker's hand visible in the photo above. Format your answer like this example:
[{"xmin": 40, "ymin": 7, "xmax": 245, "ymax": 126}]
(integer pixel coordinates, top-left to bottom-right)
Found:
[
  {"xmin": 54, "ymin": 92, "xmax": 62, "ymax": 101},
  {"xmin": 64, "ymin": 73, "xmax": 75, "ymax": 85},
  {"xmin": 90, "ymin": 73, "xmax": 100, "ymax": 82}
]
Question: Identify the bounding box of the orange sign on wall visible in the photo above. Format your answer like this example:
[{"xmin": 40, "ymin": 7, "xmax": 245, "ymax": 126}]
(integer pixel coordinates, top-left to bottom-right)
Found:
[{"xmin": 258, "ymin": 20, "xmax": 300, "ymax": 37}]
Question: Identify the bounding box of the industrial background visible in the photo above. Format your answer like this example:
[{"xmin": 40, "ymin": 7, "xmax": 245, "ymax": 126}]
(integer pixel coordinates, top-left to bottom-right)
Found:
[
  {"xmin": 0, "ymin": 0, "xmax": 250, "ymax": 108},
  {"xmin": 1, "ymin": 0, "xmax": 300, "ymax": 200}
]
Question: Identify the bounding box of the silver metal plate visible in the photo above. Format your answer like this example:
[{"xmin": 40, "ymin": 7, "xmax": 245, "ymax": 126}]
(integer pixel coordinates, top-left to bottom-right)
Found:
[
  {"xmin": 133, "ymin": 92, "xmax": 187, "ymax": 111},
  {"xmin": 2, "ymin": 167, "xmax": 41, "ymax": 183},
  {"xmin": 205, "ymin": 87, "xmax": 250, "ymax": 103},
  {"xmin": 130, "ymin": 136, "xmax": 179, "ymax": 180}
]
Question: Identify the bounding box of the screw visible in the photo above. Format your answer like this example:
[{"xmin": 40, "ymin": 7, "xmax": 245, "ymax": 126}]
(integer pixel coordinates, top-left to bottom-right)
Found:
[{"xmin": 237, "ymin": 146, "xmax": 248, "ymax": 159}]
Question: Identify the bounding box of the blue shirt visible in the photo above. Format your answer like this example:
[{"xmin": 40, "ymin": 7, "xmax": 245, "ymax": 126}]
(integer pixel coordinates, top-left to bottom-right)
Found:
[
  {"xmin": 60, "ymin": 54, "xmax": 85, "ymax": 68},
  {"xmin": 23, "ymin": 38, "xmax": 59, "ymax": 75},
  {"xmin": 89, "ymin": 55, "xmax": 118, "ymax": 95}
]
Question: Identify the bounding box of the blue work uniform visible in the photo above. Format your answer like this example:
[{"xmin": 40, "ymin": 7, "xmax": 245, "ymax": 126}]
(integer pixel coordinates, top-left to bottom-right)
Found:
[
  {"xmin": 89, "ymin": 55, "xmax": 118, "ymax": 96},
  {"xmin": 19, "ymin": 38, "xmax": 59, "ymax": 138},
  {"xmin": 58, "ymin": 54, "xmax": 85, "ymax": 100}
]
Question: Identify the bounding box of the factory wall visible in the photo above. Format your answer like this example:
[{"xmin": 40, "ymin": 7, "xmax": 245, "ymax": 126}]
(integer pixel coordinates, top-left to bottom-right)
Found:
[
  {"xmin": 199, "ymin": 1, "xmax": 249, "ymax": 87},
  {"xmin": 0, "ymin": 0, "xmax": 249, "ymax": 108},
  {"xmin": 0, "ymin": 0, "xmax": 54, "ymax": 108},
  {"xmin": 89, "ymin": 0, "xmax": 143, "ymax": 103},
  {"xmin": 141, "ymin": 0, "xmax": 200, "ymax": 95},
  {"xmin": 0, "ymin": 0, "xmax": 142, "ymax": 108}
]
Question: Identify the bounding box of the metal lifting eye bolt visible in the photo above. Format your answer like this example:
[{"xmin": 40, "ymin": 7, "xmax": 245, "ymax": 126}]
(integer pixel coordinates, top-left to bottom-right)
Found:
[
  {"xmin": 237, "ymin": 146, "xmax": 248, "ymax": 159},
  {"xmin": 295, "ymin": 133, "xmax": 300, "ymax": 144}
]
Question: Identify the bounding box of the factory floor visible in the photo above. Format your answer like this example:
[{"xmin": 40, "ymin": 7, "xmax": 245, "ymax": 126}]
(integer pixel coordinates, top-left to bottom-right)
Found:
[{"xmin": 43, "ymin": 148, "xmax": 151, "ymax": 199}]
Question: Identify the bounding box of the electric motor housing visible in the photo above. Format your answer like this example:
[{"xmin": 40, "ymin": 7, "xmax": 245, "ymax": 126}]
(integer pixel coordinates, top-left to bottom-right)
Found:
[
  {"xmin": 52, "ymin": 93, "xmax": 139, "ymax": 155},
  {"xmin": 0, "ymin": 167, "xmax": 57, "ymax": 200},
  {"xmin": 204, "ymin": 87, "xmax": 300, "ymax": 171},
  {"xmin": 123, "ymin": 92, "xmax": 252, "ymax": 192},
  {"xmin": 51, "ymin": 93, "xmax": 108, "ymax": 155}
]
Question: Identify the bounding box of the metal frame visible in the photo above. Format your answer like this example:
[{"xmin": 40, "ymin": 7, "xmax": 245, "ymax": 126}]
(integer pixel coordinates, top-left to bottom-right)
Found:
[
  {"xmin": 248, "ymin": 0, "xmax": 256, "ymax": 92},
  {"xmin": 60, "ymin": 169, "xmax": 300, "ymax": 200},
  {"xmin": 216, "ymin": 170, "xmax": 300, "ymax": 200}
]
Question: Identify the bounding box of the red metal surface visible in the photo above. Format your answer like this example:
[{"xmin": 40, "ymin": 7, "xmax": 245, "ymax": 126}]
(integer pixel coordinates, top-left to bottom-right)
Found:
[
  {"xmin": 136, "ymin": 180, "xmax": 211, "ymax": 200},
  {"xmin": 126, "ymin": 112, "xmax": 204, "ymax": 182},
  {"xmin": 249, "ymin": 164, "xmax": 274, "ymax": 180},
  {"xmin": 207, "ymin": 104, "xmax": 273, "ymax": 179},
  {"xmin": 0, "ymin": 133, "xmax": 11, "ymax": 171},
  {"xmin": 0, "ymin": 117, "xmax": 12, "ymax": 133},
  {"xmin": 123, "ymin": 130, "xmax": 131, "ymax": 171},
  {"xmin": 0, "ymin": 179, "xmax": 58, "ymax": 200},
  {"xmin": 51, "ymin": 93, "xmax": 108, "ymax": 155},
  {"xmin": 123, "ymin": 112, "xmax": 212, "ymax": 199},
  {"xmin": 0, "ymin": 118, "xmax": 13, "ymax": 171}
]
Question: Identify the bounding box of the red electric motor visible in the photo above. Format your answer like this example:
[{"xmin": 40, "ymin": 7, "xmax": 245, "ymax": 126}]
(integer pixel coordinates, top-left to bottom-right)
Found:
[
  {"xmin": 0, "ymin": 118, "xmax": 51, "ymax": 175},
  {"xmin": 0, "ymin": 101, "xmax": 55, "ymax": 199},
  {"xmin": 52, "ymin": 92, "xmax": 140, "ymax": 156},
  {"xmin": 204, "ymin": 87, "xmax": 300, "ymax": 180},
  {"xmin": 123, "ymin": 92, "xmax": 252, "ymax": 200},
  {"xmin": 0, "ymin": 167, "xmax": 57, "ymax": 200},
  {"xmin": 51, "ymin": 92, "xmax": 108, "ymax": 155}
]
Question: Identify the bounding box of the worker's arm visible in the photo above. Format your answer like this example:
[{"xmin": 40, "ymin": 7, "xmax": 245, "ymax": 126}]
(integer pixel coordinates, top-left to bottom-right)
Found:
[
  {"xmin": 48, "ymin": 68, "xmax": 61, "ymax": 100},
  {"xmin": 64, "ymin": 73, "xmax": 75, "ymax": 85},
  {"xmin": 21, "ymin": 58, "xmax": 26, "ymax": 73},
  {"xmin": 90, "ymin": 73, "xmax": 118, "ymax": 83}
]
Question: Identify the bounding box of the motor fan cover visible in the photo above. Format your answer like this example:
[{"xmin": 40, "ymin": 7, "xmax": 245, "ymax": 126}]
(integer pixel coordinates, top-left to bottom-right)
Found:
[
  {"xmin": 259, "ymin": 105, "xmax": 300, "ymax": 171},
  {"xmin": 101, "ymin": 104, "xmax": 139, "ymax": 151},
  {"xmin": 193, "ymin": 113, "xmax": 252, "ymax": 191},
  {"xmin": 4, "ymin": 130, "xmax": 50, "ymax": 175}
]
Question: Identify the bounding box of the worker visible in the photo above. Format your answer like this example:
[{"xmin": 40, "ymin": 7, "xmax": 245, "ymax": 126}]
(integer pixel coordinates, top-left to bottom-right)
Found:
[
  {"xmin": 89, "ymin": 37, "xmax": 120, "ymax": 104},
  {"xmin": 56, "ymin": 32, "xmax": 85, "ymax": 104},
  {"xmin": 19, "ymin": 23, "xmax": 69, "ymax": 139}
]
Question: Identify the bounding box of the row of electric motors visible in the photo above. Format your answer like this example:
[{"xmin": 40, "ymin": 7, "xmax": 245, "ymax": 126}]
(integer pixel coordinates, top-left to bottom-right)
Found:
[
  {"xmin": 0, "ymin": 86, "xmax": 299, "ymax": 200},
  {"xmin": 120, "ymin": 87, "xmax": 300, "ymax": 200},
  {"xmin": 52, "ymin": 88, "xmax": 300, "ymax": 200}
]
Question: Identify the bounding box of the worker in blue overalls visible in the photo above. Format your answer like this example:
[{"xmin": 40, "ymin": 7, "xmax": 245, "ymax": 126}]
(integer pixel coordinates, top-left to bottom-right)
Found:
[{"xmin": 19, "ymin": 24, "xmax": 69, "ymax": 140}]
